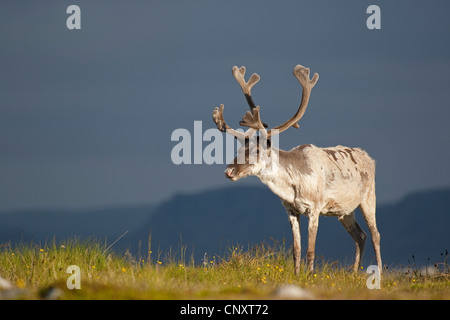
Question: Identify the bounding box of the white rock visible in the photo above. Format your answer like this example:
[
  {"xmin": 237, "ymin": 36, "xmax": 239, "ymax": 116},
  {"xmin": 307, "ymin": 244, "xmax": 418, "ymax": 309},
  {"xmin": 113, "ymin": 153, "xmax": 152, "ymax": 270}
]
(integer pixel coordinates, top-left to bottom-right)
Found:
[
  {"xmin": 272, "ymin": 284, "xmax": 314, "ymax": 300},
  {"xmin": 0, "ymin": 277, "xmax": 14, "ymax": 290}
]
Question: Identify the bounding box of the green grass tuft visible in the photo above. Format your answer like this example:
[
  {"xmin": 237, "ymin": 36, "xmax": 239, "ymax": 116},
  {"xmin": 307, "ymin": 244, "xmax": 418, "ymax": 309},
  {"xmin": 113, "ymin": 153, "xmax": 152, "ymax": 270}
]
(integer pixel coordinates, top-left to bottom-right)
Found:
[{"xmin": 0, "ymin": 238, "xmax": 448, "ymax": 299}]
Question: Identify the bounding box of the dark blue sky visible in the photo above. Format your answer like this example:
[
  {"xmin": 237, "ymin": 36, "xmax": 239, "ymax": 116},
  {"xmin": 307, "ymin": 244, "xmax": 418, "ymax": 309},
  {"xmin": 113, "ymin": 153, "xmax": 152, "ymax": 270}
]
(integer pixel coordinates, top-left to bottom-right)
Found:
[{"xmin": 1, "ymin": 1, "xmax": 449, "ymax": 211}]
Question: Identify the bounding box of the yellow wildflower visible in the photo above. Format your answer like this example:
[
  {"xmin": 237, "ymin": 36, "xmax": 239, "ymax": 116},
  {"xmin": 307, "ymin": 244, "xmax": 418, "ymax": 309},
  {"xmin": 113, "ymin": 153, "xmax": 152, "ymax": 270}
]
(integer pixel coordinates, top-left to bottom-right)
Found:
[{"xmin": 16, "ymin": 279, "xmax": 25, "ymax": 288}]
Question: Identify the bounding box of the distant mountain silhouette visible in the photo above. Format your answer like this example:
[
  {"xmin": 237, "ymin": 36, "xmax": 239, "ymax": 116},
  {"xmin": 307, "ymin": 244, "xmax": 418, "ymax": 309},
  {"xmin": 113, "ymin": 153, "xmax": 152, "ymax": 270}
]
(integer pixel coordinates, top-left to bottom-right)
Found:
[
  {"xmin": 377, "ymin": 189, "xmax": 450, "ymax": 266},
  {"xmin": 127, "ymin": 186, "xmax": 450, "ymax": 266},
  {"xmin": 1, "ymin": 187, "xmax": 448, "ymax": 267},
  {"xmin": 0, "ymin": 206, "xmax": 152, "ymax": 246},
  {"xmin": 127, "ymin": 186, "xmax": 290, "ymax": 261}
]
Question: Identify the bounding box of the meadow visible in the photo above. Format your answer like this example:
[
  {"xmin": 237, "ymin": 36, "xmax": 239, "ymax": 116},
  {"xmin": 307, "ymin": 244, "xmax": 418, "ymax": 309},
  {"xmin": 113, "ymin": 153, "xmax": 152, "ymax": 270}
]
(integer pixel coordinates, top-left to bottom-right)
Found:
[{"xmin": 0, "ymin": 238, "xmax": 448, "ymax": 300}]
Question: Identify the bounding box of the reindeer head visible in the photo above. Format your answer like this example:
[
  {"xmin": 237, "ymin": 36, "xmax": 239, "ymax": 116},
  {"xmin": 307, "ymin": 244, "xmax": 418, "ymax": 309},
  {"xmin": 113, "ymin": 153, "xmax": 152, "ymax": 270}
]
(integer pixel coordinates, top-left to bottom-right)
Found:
[
  {"xmin": 213, "ymin": 65, "xmax": 319, "ymax": 181},
  {"xmin": 224, "ymin": 135, "xmax": 272, "ymax": 181}
]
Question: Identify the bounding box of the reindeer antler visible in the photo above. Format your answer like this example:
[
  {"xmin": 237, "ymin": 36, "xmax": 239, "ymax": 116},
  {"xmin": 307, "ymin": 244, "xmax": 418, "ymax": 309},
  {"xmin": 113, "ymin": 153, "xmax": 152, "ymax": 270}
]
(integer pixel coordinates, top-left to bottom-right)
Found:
[
  {"xmin": 212, "ymin": 104, "xmax": 256, "ymax": 140},
  {"xmin": 212, "ymin": 104, "xmax": 229, "ymax": 133},
  {"xmin": 232, "ymin": 66, "xmax": 268, "ymax": 128},
  {"xmin": 232, "ymin": 66, "xmax": 260, "ymax": 97},
  {"xmin": 293, "ymin": 65, "xmax": 319, "ymax": 89},
  {"xmin": 236, "ymin": 65, "xmax": 319, "ymax": 137},
  {"xmin": 213, "ymin": 64, "xmax": 318, "ymax": 139},
  {"xmin": 239, "ymin": 106, "xmax": 265, "ymax": 130},
  {"xmin": 269, "ymin": 65, "xmax": 319, "ymax": 134}
]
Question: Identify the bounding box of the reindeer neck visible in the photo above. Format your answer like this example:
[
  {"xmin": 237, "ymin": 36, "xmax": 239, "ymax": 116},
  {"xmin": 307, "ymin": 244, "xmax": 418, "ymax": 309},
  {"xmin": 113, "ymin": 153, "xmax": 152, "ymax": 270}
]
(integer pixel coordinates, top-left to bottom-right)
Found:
[{"xmin": 257, "ymin": 147, "xmax": 297, "ymax": 203}]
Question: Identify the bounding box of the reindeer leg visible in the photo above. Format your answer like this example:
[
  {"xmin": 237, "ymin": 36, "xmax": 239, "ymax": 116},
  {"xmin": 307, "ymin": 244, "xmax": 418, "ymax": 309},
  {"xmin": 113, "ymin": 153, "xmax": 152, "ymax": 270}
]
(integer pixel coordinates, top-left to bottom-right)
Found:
[
  {"xmin": 306, "ymin": 212, "xmax": 319, "ymax": 272},
  {"xmin": 338, "ymin": 212, "xmax": 366, "ymax": 273},
  {"xmin": 286, "ymin": 211, "xmax": 301, "ymax": 275},
  {"xmin": 359, "ymin": 191, "xmax": 382, "ymax": 275}
]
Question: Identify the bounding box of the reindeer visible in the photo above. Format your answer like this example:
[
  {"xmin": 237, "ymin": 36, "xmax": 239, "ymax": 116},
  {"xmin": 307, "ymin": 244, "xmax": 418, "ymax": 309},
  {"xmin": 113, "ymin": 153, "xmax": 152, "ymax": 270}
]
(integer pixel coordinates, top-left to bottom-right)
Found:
[{"xmin": 212, "ymin": 65, "xmax": 382, "ymax": 275}]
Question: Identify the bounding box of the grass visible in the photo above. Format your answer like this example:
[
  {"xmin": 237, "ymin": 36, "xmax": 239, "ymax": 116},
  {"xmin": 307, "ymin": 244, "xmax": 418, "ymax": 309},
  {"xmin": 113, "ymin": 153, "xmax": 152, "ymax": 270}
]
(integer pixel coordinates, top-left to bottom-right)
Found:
[{"xmin": 0, "ymin": 238, "xmax": 448, "ymax": 300}]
